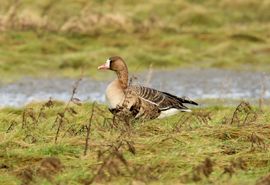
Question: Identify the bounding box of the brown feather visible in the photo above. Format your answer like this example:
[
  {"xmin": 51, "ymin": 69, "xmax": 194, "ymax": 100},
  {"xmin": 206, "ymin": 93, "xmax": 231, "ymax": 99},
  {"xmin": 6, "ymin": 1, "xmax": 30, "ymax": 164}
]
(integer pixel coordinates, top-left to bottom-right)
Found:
[{"xmin": 100, "ymin": 56, "xmax": 198, "ymax": 120}]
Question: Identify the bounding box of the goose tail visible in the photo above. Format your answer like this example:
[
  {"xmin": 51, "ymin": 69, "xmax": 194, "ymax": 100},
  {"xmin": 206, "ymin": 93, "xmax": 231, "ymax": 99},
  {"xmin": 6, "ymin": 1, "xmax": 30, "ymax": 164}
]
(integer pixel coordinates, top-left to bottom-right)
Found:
[
  {"xmin": 162, "ymin": 92, "xmax": 198, "ymax": 106},
  {"xmin": 180, "ymin": 97, "xmax": 198, "ymax": 106}
]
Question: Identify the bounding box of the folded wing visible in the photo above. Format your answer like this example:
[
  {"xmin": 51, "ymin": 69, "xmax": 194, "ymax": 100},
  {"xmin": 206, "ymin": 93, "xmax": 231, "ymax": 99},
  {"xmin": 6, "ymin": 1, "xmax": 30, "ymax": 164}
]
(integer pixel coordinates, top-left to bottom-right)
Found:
[{"xmin": 127, "ymin": 85, "xmax": 198, "ymax": 111}]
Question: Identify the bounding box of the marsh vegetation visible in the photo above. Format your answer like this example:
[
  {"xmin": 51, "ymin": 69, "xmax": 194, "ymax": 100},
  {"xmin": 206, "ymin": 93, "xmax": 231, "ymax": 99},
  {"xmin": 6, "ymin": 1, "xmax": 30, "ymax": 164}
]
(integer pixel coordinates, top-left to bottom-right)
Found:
[
  {"xmin": 0, "ymin": 0, "xmax": 270, "ymax": 184},
  {"xmin": 0, "ymin": 0, "xmax": 269, "ymax": 81},
  {"xmin": 0, "ymin": 97, "xmax": 270, "ymax": 185}
]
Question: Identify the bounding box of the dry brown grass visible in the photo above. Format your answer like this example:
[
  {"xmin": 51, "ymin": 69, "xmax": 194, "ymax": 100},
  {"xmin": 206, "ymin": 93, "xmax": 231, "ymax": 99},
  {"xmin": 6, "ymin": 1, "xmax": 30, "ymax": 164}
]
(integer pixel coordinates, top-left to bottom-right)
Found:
[{"xmin": 0, "ymin": 98, "xmax": 270, "ymax": 184}]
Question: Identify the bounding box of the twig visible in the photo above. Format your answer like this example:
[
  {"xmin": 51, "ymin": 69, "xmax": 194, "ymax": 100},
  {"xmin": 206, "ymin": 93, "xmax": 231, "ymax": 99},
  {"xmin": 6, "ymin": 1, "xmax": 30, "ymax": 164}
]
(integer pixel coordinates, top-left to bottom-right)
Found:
[
  {"xmin": 54, "ymin": 77, "xmax": 82, "ymax": 143},
  {"xmin": 84, "ymin": 102, "xmax": 96, "ymax": 156},
  {"xmin": 36, "ymin": 97, "xmax": 53, "ymax": 124},
  {"xmin": 22, "ymin": 110, "xmax": 27, "ymax": 129},
  {"xmin": 6, "ymin": 121, "xmax": 17, "ymax": 133}
]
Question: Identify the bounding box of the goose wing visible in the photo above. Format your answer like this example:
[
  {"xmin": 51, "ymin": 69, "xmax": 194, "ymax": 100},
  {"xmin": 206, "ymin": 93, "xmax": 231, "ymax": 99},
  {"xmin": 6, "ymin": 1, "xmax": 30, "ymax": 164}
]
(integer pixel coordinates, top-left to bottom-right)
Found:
[{"xmin": 127, "ymin": 85, "xmax": 198, "ymax": 111}]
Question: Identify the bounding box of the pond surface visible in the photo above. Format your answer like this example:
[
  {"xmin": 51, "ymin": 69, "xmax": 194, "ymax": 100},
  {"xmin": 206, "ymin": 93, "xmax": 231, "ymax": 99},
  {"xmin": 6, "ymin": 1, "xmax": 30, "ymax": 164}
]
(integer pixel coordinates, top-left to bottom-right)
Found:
[{"xmin": 0, "ymin": 69, "xmax": 269, "ymax": 107}]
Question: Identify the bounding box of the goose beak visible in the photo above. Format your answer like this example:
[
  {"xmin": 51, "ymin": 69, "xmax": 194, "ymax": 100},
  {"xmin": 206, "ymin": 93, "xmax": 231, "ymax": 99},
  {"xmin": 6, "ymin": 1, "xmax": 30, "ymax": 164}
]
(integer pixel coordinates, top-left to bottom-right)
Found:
[
  {"xmin": 98, "ymin": 59, "xmax": 111, "ymax": 70},
  {"xmin": 98, "ymin": 63, "xmax": 109, "ymax": 70}
]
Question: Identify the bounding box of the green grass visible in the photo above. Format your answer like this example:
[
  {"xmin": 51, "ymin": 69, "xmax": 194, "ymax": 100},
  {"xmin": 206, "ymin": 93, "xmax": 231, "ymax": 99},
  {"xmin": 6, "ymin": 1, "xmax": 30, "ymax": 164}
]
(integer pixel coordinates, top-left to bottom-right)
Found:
[
  {"xmin": 1, "ymin": 1, "xmax": 269, "ymax": 184},
  {"xmin": 0, "ymin": 100, "xmax": 269, "ymax": 185},
  {"xmin": 0, "ymin": 0, "xmax": 270, "ymax": 82}
]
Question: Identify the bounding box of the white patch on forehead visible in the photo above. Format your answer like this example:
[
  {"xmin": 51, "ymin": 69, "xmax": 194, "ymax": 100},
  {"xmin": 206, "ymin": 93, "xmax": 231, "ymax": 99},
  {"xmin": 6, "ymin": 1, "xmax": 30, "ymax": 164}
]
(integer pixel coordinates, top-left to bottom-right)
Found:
[{"xmin": 105, "ymin": 59, "xmax": 111, "ymax": 68}]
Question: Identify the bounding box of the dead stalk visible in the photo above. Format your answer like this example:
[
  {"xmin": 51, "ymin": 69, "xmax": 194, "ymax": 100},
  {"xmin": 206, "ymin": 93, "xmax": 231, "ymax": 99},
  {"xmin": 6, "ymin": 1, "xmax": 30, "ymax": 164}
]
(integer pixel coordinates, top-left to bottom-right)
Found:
[
  {"xmin": 6, "ymin": 121, "xmax": 17, "ymax": 133},
  {"xmin": 54, "ymin": 77, "xmax": 82, "ymax": 143},
  {"xmin": 84, "ymin": 102, "xmax": 96, "ymax": 156},
  {"xmin": 36, "ymin": 98, "xmax": 53, "ymax": 124},
  {"xmin": 230, "ymin": 101, "xmax": 257, "ymax": 126}
]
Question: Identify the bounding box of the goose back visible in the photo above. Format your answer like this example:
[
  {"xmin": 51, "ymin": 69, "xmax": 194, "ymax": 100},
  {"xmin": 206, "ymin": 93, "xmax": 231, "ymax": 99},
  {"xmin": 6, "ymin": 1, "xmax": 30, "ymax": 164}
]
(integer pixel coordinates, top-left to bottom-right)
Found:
[{"xmin": 127, "ymin": 85, "xmax": 198, "ymax": 112}]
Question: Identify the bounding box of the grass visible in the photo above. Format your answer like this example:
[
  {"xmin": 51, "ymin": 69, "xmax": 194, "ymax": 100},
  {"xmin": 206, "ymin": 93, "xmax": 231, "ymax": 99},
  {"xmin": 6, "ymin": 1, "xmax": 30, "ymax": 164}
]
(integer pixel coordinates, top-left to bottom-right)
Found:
[
  {"xmin": 0, "ymin": 0, "xmax": 269, "ymax": 82},
  {"xmin": 0, "ymin": 99, "xmax": 270, "ymax": 185},
  {"xmin": 0, "ymin": 1, "xmax": 269, "ymax": 184}
]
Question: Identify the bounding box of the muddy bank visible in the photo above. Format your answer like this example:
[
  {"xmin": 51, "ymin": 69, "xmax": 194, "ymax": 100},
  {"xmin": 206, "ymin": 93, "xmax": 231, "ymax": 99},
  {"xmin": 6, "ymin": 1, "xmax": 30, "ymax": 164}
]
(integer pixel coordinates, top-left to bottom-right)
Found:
[{"xmin": 0, "ymin": 69, "xmax": 269, "ymax": 107}]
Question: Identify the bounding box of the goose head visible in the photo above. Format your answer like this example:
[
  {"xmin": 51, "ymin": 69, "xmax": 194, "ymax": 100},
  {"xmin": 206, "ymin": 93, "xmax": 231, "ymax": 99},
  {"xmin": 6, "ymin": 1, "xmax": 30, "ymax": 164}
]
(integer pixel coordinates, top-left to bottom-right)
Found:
[
  {"xmin": 98, "ymin": 56, "xmax": 129, "ymax": 89},
  {"xmin": 98, "ymin": 56, "xmax": 127, "ymax": 72}
]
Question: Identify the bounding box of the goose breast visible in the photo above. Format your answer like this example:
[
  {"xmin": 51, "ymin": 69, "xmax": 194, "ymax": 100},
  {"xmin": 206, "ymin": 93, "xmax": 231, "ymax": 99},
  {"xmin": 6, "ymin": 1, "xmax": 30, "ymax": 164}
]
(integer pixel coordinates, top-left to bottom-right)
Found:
[{"xmin": 105, "ymin": 79, "xmax": 125, "ymax": 109}]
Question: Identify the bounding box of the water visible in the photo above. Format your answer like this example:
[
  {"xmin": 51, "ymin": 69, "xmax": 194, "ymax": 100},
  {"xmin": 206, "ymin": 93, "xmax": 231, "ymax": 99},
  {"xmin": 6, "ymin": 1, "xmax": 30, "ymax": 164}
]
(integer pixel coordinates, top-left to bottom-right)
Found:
[{"xmin": 0, "ymin": 69, "xmax": 269, "ymax": 107}]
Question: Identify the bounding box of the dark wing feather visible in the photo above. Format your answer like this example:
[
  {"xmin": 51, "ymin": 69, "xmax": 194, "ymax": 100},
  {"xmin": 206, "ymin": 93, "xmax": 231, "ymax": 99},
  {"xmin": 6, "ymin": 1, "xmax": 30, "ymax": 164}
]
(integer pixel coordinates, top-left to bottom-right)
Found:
[
  {"xmin": 161, "ymin": 92, "xmax": 198, "ymax": 106},
  {"xmin": 128, "ymin": 85, "xmax": 198, "ymax": 111}
]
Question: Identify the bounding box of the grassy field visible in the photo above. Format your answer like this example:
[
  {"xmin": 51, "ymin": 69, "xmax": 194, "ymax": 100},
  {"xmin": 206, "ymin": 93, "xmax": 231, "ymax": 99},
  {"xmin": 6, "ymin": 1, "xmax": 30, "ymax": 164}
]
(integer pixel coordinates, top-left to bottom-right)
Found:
[
  {"xmin": 0, "ymin": 1, "xmax": 270, "ymax": 184},
  {"xmin": 0, "ymin": 0, "xmax": 270, "ymax": 82},
  {"xmin": 0, "ymin": 98, "xmax": 269, "ymax": 185}
]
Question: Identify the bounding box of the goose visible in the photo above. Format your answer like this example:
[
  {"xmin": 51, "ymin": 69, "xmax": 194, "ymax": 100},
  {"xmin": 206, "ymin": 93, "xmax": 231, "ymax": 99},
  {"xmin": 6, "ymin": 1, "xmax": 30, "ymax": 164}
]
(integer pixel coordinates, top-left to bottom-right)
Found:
[{"xmin": 98, "ymin": 56, "xmax": 198, "ymax": 120}]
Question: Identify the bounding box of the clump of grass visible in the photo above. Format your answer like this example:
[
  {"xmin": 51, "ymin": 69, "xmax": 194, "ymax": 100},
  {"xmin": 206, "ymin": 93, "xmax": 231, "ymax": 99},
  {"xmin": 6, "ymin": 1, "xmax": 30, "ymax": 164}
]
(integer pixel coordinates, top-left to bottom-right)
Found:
[
  {"xmin": 0, "ymin": 0, "xmax": 269, "ymax": 81},
  {"xmin": 221, "ymin": 158, "xmax": 248, "ymax": 178},
  {"xmin": 181, "ymin": 157, "xmax": 214, "ymax": 183},
  {"xmin": 15, "ymin": 156, "xmax": 63, "ymax": 185},
  {"xmin": 229, "ymin": 101, "xmax": 258, "ymax": 126},
  {"xmin": 173, "ymin": 109, "xmax": 212, "ymax": 132},
  {"xmin": 256, "ymin": 173, "xmax": 270, "ymax": 185},
  {"xmin": 0, "ymin": 98, "xmax": 270, "ymax": 184}
]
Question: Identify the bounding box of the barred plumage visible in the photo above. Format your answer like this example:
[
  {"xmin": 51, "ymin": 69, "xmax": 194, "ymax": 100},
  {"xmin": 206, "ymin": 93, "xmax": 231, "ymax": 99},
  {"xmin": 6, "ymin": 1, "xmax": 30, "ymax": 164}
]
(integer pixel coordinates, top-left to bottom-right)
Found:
[
  {"xmin": 98, "ymin": 56, "xmax": 198, "ymax": 120},
  {"xmin": 128, "ymin": 85, "xmax": 197, "ymax": 111}
]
